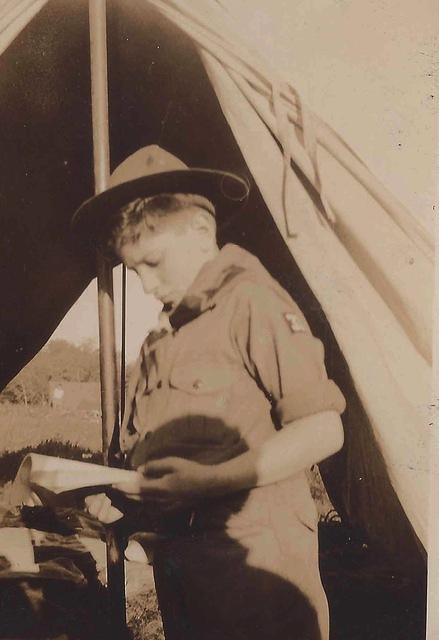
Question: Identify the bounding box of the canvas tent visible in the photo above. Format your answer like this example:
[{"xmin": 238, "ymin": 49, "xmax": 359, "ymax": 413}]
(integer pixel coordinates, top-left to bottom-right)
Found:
[{"xmin": 0, "ymin": 0, "xmax": 434, "ymax": 581}]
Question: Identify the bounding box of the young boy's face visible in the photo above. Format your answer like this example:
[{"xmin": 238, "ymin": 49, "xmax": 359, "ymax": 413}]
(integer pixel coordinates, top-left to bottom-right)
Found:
[{"xmin": 118, "ymin": 212, "xmax": 212, "ymax": 312}]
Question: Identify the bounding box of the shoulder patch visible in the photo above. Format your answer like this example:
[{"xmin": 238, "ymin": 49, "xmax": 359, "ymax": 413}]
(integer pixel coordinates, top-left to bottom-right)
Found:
[{"xmin": 284, "ymin": 312, "xmax": 308, "ymax": 333}]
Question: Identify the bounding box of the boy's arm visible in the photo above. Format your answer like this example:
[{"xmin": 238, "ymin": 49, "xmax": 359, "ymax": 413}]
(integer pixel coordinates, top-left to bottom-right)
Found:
[
  {"xmin": 112, "ymin": 409, "xmax": 343, "ymax": 504},
  {"xmin": 210, "ymin": 410, "xmax": 343, "ymax": 495}
]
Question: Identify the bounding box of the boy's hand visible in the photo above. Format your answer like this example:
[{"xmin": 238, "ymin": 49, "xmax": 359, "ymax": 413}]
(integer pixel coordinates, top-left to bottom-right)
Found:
[
  {"xmin": 23, "ymin": 490, "xmax": 43, "ymax": 507},
  {"xmin": 84, "ymin": 493, "xmax": 124, "ymax": 524},
  {"xmin": 112, "ymin": 457, "xmax": 214, "ymax": 510}
]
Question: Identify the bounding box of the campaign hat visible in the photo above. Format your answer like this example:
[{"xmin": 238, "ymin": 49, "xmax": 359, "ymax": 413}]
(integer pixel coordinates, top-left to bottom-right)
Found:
[{"xmin": 71, "ymin": 145, "xmax": 249, "ymax": 245}]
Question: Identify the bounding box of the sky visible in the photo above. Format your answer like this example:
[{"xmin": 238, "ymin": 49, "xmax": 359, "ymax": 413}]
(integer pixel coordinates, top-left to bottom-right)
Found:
[
  {"xmin": 50, "ymin": 0, "xmax": 438, "ymax": 363},
  {"xmin": 52, "ymin": 267, "xmax": 162, "ymax": 363}
]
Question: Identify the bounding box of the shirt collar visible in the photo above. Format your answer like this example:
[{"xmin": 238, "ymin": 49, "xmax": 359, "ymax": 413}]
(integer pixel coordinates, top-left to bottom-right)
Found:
[{"xmin": 168, "ymin": 244, "xmax": 259, "ymax": 330}]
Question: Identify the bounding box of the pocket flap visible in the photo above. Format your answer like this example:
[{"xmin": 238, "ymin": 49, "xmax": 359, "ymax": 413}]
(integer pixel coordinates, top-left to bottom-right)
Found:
[{"xmin": 170, "ymin": 364, "xmax": 237, "ymax": 394}]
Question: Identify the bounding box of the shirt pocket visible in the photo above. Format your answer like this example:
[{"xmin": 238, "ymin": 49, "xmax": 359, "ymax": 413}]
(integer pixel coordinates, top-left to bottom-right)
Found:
[
  {"xmin": 167, "ymin": 362, "xmax": 242, "ymax": 455},
  {"xmin": 169, "ymin": 363, "xmax": 237, "ymax": 397}
]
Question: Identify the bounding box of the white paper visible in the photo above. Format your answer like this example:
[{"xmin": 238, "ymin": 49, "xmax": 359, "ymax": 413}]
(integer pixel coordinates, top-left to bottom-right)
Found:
[{"xmin": 9, "ymin": 453, "xmax": 139, "ymax": 507}]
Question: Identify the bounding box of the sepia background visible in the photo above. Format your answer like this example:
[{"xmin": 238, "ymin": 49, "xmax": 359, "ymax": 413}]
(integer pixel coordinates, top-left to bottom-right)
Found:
[{"xmin": 0, "ymin": 1, "xmax": 437, "ymax": 639}]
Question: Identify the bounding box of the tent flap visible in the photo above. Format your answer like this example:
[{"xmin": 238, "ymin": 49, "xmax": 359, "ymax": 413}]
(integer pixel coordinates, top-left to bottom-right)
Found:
[
  {"xmin": 0, "ymin": 0, "xmax": 49, "ymax": 56},
  {"xmin": 146, "ymin": 0, "xmax": 432, "ymax": 548}
]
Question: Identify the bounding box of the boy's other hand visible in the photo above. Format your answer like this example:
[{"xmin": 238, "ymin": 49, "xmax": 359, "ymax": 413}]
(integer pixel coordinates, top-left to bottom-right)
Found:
[{"xmin": 84, "ymin": 493, "xmax": 124, "ymax": 524}]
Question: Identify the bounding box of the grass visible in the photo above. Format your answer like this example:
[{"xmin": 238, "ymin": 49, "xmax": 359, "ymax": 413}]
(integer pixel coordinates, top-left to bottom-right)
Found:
[
  {"xmin": 0, "ymin": 402, "xmax": 103, "ymax": 455},
  {"xmin": 127, "ymin": 585, "xmax": 164, "ymax": 640}
]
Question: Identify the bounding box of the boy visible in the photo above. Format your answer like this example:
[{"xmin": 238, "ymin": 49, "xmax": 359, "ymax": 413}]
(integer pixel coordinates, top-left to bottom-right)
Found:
[{"xmin": 74, "ymin": 145, "xmax": 345, "ymax": 640}]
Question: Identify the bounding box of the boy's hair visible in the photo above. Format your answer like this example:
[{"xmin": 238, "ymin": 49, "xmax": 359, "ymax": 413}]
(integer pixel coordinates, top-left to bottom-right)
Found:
[{"xmin": 104, "ymin": 193, "xmax": 216, "ymax": 255}]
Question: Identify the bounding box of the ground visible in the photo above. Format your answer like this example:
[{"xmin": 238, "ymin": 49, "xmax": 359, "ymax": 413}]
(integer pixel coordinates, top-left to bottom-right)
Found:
[
  {"xmin": 0, "ymin": 403, "xmax": 103, "ymax": 454},
  {"xmin": 126, "ymin": 564, "xmax": 164, "ymax": 640}
]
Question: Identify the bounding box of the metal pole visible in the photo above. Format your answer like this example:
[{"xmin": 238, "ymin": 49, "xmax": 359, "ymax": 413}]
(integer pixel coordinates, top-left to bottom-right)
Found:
[
  {"xmin": 88, "ymin": 1, "xmax": 127, "ymax": 636},
  {"xmin": 121, "ymin": 265, "xmax": 127, "ymax": 420},
  {"xmin": 89, "ymin": 0, "xmax": 117, "ymax": 460}
]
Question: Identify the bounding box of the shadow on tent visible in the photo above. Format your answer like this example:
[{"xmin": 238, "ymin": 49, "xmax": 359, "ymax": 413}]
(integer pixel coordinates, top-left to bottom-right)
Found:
[{"xmin": 0, "ymin": 1, "xmax": 426, "ymax": 638}]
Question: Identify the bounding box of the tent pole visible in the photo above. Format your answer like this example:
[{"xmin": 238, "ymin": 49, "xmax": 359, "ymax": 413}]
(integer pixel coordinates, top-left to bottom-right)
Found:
[
  {"xmin": 89, "ymin": 0, "xmax": 128, "ymax": 636},
  {"xmin": 89, "ymin": 0, "xmax": 117, "ymax": 464}
]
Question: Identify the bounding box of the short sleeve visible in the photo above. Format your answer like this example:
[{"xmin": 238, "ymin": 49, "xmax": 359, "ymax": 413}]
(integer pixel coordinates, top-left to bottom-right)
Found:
[{"xmin": 231, "ymin": 282, "xmax": 346, "ymax": 424}]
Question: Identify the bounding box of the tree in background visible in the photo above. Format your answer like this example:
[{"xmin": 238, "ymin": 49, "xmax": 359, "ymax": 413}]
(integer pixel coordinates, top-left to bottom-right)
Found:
[
  {"xmin": 1, "ymin": 339, "xmax": 100, "ymax": 405},
  {"xmin": 44, "ymin": 339, "xmax": 100, "ymax": 383}
]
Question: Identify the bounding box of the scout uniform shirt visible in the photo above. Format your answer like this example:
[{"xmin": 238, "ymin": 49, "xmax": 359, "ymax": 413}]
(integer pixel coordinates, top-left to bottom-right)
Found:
[{"xmin": 120, "ymin": 243, "xmax": 345, "ymax": 640}]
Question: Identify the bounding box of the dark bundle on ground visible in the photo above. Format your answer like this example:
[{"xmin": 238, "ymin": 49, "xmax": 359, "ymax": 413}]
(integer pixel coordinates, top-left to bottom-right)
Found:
[{"xmin": 0, "ymin": 575, "xmax": 111, "ymax": 640}]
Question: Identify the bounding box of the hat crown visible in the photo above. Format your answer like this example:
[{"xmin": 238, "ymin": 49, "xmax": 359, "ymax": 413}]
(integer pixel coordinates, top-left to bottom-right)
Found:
[{"xmin": 110, "ymin": 145, "xmax": 188, "ymax": 187}]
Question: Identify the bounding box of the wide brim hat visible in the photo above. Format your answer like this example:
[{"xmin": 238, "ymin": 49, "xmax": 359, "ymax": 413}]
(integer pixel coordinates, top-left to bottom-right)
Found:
[{"xmin": 71, "ymin": 145, "xmax": 249, "ymax": 248}]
